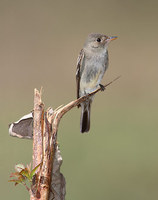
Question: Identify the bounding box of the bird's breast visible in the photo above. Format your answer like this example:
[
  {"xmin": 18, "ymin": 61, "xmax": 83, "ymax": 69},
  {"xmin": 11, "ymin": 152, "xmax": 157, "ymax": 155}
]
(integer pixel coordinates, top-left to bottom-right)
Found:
[{"xmin": 80, "ymin": 54, "xmax": 108, "ymax": 94}]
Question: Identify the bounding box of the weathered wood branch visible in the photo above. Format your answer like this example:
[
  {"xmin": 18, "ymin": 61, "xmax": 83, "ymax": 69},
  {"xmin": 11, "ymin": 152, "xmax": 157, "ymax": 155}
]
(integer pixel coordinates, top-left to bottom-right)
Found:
[
  {"xmin": 32, "ymin": 89, "xmax": 44, "ymax": 169},
  {"xmin": 30, "ymin": 89, "xmax": 44, "ymax": 200},
  {"xmin": 31, "ymin": 90, "xmax": 66, "ymax": 200}
]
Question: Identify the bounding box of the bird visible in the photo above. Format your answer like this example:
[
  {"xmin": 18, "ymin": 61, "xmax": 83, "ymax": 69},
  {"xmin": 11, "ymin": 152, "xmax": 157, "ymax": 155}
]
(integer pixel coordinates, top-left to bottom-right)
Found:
[{"xmin": 76, "ymin": 33, "xmax": 117, "ymax": 133}]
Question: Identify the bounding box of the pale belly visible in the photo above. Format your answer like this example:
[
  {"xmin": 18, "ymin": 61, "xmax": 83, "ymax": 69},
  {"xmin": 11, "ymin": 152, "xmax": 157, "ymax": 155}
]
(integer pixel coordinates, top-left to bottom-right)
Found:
[
  {"xmin": 80, "ymin": 67, "xmax": 103, "ymax": 95},
  {"xmin": 79, "ymin": 50, "xmax": 108, "ymax": 96}
]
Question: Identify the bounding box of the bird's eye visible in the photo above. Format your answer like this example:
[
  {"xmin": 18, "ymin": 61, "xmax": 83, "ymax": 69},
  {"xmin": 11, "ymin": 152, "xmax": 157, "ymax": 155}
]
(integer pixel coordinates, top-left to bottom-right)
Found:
[{"xmin": 97, "ymin": 38, "xmax": 101, "ymax": 42}]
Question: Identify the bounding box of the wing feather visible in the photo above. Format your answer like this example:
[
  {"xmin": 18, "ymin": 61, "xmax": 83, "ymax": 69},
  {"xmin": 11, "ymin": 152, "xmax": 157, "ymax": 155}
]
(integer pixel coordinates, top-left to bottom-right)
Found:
[{"xmin": 76, "ymin": 49, "xmax": 84, "ymax": 100}]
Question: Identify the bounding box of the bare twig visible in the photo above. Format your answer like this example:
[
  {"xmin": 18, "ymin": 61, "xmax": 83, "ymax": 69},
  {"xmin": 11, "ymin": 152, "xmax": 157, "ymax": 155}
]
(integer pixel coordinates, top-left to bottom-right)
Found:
[{"xmin": 90, "ymin": 75, "xmax": 121, "ymax": 95}]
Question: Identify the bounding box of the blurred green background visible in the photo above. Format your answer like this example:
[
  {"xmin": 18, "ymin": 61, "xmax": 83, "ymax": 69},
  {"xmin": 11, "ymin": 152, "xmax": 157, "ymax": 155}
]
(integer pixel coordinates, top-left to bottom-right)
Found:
[{"xmin": 1, "ymin": 0, "xmax": 158, "ymax": 199}]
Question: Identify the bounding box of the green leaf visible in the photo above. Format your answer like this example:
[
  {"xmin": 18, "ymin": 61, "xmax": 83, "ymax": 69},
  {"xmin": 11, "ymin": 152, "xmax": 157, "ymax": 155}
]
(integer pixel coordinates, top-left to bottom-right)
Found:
[
  {"xmin": 30, "ymin": 162, "xmax": 42, "ymax": 179},
  {"xmin": 20, "ymin": 168, "xmax": 29, "ymax": 178}
]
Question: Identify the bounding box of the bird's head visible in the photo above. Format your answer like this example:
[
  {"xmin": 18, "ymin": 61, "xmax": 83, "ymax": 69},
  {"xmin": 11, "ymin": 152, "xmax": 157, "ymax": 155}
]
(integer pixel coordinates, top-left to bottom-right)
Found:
[{"xmin": 84, "ymin": 33, "xmax": 117, "ymax": 53}]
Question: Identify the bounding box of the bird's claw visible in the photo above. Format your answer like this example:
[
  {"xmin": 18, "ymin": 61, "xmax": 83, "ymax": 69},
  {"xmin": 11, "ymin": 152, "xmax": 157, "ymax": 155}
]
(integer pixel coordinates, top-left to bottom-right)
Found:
[{"xmin": 99, "ymin": 84, "xmax": 105, "ymax": 91}]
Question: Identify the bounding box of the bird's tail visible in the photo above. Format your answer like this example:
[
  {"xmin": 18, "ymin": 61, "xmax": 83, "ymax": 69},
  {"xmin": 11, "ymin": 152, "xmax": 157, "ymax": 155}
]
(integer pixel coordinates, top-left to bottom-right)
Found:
[{"xmin": 80, "ymin": 101, "xmax": 91, "ymax": 133}]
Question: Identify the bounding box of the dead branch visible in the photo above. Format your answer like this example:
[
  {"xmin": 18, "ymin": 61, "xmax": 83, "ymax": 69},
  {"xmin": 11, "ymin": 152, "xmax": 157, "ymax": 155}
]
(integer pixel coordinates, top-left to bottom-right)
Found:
[{"xmin": 32, "ymin": 89, "xmax": 44, "ymax": 169}]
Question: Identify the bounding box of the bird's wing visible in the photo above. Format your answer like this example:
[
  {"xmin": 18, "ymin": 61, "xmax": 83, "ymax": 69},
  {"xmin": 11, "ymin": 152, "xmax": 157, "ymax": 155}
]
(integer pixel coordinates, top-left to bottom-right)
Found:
[{"xmin": 76, "ymin": 49, "xmax": 85, "ymax": 99}]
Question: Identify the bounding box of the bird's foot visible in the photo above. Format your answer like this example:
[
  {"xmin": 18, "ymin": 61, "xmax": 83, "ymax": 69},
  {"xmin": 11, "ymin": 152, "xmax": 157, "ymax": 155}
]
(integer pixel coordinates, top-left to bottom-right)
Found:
[{"xmin": 99, "ymin": 84, "xmax": 105, "ymax": 91}]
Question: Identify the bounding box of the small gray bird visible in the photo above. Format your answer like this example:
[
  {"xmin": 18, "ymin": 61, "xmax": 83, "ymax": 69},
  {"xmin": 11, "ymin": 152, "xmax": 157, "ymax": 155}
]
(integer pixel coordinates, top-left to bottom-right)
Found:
[{"xmin": 76, "ymin": 33, "xmax": 117, "ymax": 133}]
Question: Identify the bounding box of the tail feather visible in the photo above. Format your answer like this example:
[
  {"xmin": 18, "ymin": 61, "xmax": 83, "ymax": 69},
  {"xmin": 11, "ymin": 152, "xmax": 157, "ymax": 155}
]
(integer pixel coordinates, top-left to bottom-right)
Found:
[{"xmin": 80, "ymin": 102, "xmax": 91, "ymax": 133}]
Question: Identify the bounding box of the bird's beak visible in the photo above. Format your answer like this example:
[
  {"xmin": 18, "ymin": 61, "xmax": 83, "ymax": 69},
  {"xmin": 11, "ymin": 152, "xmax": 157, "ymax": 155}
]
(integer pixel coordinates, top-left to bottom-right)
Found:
[{"xmin": 108, "ymin": 36, "xmax": 118, "ymax": 41}]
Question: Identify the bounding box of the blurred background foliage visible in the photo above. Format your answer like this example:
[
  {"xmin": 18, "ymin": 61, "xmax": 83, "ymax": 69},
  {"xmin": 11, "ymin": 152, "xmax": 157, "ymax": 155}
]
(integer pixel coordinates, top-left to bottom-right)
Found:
[{"xmin": 0, "ymin": 0, "xmax": 158, "ymax": 199}]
